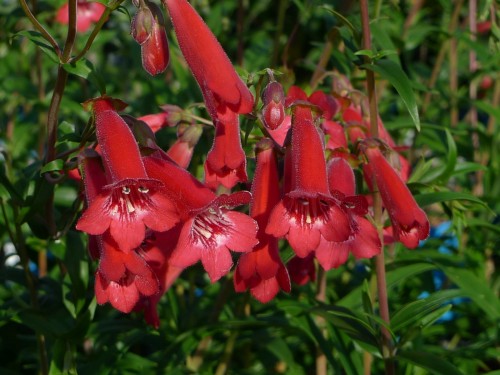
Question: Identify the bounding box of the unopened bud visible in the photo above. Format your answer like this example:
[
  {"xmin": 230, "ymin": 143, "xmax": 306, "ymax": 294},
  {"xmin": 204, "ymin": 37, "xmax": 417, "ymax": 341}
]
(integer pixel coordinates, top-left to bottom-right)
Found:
[
  {"xmin": 131, "ymin": 6, "xmax": 154, "ymax": 45},
  {"xmin": 262, "ymin": 81, "xmax": 285, "ymax": 130}
]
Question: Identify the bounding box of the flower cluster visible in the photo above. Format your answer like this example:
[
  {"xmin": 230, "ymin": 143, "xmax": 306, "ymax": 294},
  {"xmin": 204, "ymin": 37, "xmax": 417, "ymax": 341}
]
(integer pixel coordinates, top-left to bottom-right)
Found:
[{"xmin": 73, "ymin": 0, "xmax": 429, "ymax": 326}]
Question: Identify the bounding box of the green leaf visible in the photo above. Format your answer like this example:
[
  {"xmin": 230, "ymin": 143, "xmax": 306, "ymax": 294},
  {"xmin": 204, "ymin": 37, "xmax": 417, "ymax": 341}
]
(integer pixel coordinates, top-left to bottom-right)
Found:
[
  {"xmin": 309, "ymin": 305, "xmax": 380, "ymax": 353},
  {"xmin": 414, "ymin": 191, "xmax": 487, "ymax": 207},
  {"xmin": 429, "ymin": 129, "xmax": 457, "ymax": 183},
  {"xmin": 391, "ymin": 290, "xmax": 462, "ymax": 332},
  {"xmin": 40, "ymin": 159, "xmax": 64, "ymax": 175},
  {"xmin": 398, "ymin": 350, "xmax": 464, "ymax": 375},
  {"xmin": 439, "ymin": 266, "xmax": 500, "ymax": 320},
  {"xmin": 63, "ymin": 58, "xmax": 106, "ymax": 94},
  {"xmin": 363, "ymin": 59, "xmax": 420, "ymax": 131},
  {"xmin": 13, "ymin": 30, "xmax": 60, "ymax": 63}
]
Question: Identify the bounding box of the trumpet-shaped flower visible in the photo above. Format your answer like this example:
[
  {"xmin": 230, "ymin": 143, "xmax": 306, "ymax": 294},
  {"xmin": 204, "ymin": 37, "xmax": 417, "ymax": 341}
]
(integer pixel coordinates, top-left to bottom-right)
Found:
[
  {"xmin": 266, "ymin": 104, "xmax": 351, "ymax": 258},
  {"xmin": 234, "ymin": 139, "xmax": 290, "ymax": 302},
  {"xmin": 76, "ymin": 97, "xmax": 179, "ymax": 252},
  {"xmin": 144, "ymin": 155, "xmax": 258, "ymax": 282},
  {"xmin": 362, "ymin": 143, "xmax": 429, "ymax": 248}
]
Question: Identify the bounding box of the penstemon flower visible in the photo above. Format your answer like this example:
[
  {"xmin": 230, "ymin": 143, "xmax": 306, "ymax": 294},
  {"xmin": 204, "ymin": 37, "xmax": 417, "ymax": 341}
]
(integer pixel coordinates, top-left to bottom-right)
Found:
[
  {"xmin": 165, "ymin": 0, "xmax": 254, "ymax": 189},
  {"xmin": 234, "ymin": 139, "xmax": 290, "ymax": 303},
  {"xmin": 266, "ymin": 101, "xmax": 351, "ymax": 258},
  {"xmin": 362, "ymin": 141, "xmax": 429, "ymax": 248},
  {"xmin": 143, "ymin": 154, "xmax": 258, "ymax": 282},
  {"xmin": 76, "ymin": 97, "xmax": 179, "ymax": 252}
]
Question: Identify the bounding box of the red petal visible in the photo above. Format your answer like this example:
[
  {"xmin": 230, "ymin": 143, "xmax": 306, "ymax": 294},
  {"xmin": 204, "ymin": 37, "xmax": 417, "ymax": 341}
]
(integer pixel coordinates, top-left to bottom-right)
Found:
[
  {"xmin": 266, "ymin": 201, "xmax": 291, "ymax": 238},
  {"xmin": 315, "ymin": 237, "xmax": 350, "ymax": 270},
  {"xmin": 224, "ymin": 211, "xmax": 259, "ymax": 252},
  {"xmin": 109, "ymin": 214, "xmax": 146, "ymax": 251},
  {"xmin": 76, "ymin": 194, "xmax": 112, "ymax": 235},
  {"xmin": 141, "ymin": 22, "xmax": 169, "ymax": 76},
  {"xmin": 170, "ymin": 218, "xmax": 202, "ymax": 268},
  {"xmin": 287, "ymin": 223, "xmax": 320, "ymax": 258},
  {"xmin": 350, "ymin": 217, "xmax": 381, "ymax": 259},
  {"xmin": 250, "ymin": 278, "xmax": 280, "ymax": 303},
  {"xmin": 201, "ymin": 245, "xmax": 233, "ymax": 282}
]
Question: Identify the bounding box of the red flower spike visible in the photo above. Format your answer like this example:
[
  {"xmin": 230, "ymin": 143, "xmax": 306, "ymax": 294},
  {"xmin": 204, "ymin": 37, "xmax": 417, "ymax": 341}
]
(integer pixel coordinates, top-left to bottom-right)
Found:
[
  {"xmin": 76, "ymin": 97, "xmax": 179, "ymax": 251},
  {"xmin": 165, "ymin": 0, "xmax": 253, "ymax": 114},
  {"xmin": 363, "ymin": 145, "xmax": 429, "ymax": 248},
  {"xmin": 266, "ymin": 106, "xmax": 351, "ymax": 258},
  {"xmin": 287, "ymin": 254, "xmax": 316, "ymax": 286},
  {"xmin": 234, "ymin": 139, "xmax": 290, "ymax": 302},
  {"xmin": 167, "ymin": 124, "xmax": 203, "ymax": 169},
  {"xmin": 56, "ymin": 0, "xmax": 106, "ymax": 33},
  {"xmin": 204, "ymin": 110, "xmax": 248, "ymax": 189},
  {"xmin": 144, "ymin": 156, "xmax": 258, "ymax": 281}
]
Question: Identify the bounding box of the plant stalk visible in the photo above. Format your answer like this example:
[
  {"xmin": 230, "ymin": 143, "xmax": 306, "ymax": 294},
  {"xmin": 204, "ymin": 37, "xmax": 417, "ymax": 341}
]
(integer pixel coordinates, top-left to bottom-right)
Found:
[{"xmin": 359, "ymin": 1, "xmax": 394, "ymax": 374}]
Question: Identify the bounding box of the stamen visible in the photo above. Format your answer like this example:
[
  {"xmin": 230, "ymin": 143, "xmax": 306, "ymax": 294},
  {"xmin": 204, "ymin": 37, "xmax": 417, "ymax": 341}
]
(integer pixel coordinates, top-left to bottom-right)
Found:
[
  {"xmin": 138, "ymin": 186, "xmax": 149, "ymax": 193},
  {"xmin": 122, "ymin": 186, "xmax": 131, "ymax": 194}
]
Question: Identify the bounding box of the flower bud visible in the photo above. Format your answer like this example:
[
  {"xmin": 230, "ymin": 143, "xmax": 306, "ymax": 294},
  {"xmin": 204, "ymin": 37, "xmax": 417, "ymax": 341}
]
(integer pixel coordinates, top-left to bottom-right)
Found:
[
  {"xmin": 131, "ymin": 6, "xmax": 154, "ymax": 45},
  {"xmin": 262, "ymin": 81, "xmax": 285, "ymax": 130}
]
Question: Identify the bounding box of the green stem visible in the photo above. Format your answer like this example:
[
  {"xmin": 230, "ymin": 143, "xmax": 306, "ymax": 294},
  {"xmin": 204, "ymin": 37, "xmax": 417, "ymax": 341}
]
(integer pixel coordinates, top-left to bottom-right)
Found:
[
  {"xmin": 61, "ymin": 0, "xmax": 78, "ymax": 63},
  {"xmin": 359, "ymin": 1, "xmax": 394, "ymax": 374},
  {"xmin": 71, "ymin": 1, "xmax": 126, "ymax": 63},
  {"xmin": 18, "ymin": 0, "xmax": 61, "ymax": 57}
]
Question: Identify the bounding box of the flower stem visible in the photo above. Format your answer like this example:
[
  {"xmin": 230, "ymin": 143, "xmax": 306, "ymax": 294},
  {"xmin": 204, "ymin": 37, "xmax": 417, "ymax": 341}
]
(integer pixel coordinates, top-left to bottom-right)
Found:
[
  {"xmin": 359, "ymin": 1, "xmax": 394, "ymax": 374},
  {"xmin": 71, "ymin": 1, "xmax": 126, "ymax": 63},
  {"xmin": 18, "ymin": 0, "xmax": 61, "ymax": 57},
  {"xmin": 315, "ymin": 267, "xmax": 328, "ymax": 375}
]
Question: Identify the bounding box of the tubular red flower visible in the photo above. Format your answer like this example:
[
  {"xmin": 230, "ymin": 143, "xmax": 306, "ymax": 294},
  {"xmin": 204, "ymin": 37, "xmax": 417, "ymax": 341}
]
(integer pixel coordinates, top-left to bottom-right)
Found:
[
  {"xmin": 314, "ymin": 157, "xmax": 381, "ymax": 270},
  {"xmin": 266, "ymin": 106, "xmax": 351, "ymax": 258},
  {"xmin": 144, "ymin": 155, "xmax": 258, "ymax": 282},
  {"xmin": 234, "ymin": 139, "xmax": 290, "ymax": 302},
  {"xmin": 165, "ymin": 0, "xmax": 253, "ymax": 114},
  {"xmin": 76, "ymin": 97, "xmax": 179, "ymax": 251},
  {"xmin": 363, "ymin": 144, "xmax": 429, "ymax": 248},
  {"xmin": 204, "ymin": 110, "xmax": 248, "ymax": 189}
]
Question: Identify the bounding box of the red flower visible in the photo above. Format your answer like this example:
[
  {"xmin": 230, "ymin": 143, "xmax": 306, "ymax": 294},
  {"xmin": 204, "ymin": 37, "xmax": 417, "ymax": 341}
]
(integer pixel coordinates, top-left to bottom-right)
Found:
[
  {"xmin": 234, "ymin": 139, "xmax": 290, "ymax": 303},
  {"xmin": 165, "ymin": 0, "xmax": 253, "ymax": 115},
  {"xmin": 315, "ymin": 157, "xmax": 381, "ymax": 270},
  {"xmin": 266, "ymin": 104, "xmax": 351, "ymax": 258},
  {"xmin": 144, "ymin": 155, "xmax": 258, "ymax": 282},
  {"xmin": 363, "ymin": 143, "xmax": 429, "ymax": 248},
  {"xmin": 76, "ymin": 97, "xmax": 179, "ymax": 252},
  {"xmin": 55, "ymin": 0, "xmax": 106, "ymax": 33},
  {"xmin": 204, "ymin": 110, "xmax": 248, "ymax": 189}
]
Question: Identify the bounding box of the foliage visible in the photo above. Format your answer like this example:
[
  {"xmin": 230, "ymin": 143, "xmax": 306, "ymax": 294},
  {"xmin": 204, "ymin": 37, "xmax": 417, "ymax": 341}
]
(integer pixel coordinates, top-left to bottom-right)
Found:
[{"xmin": 1, "ymin": 0, "xmax": 499, "ymax": 374}]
